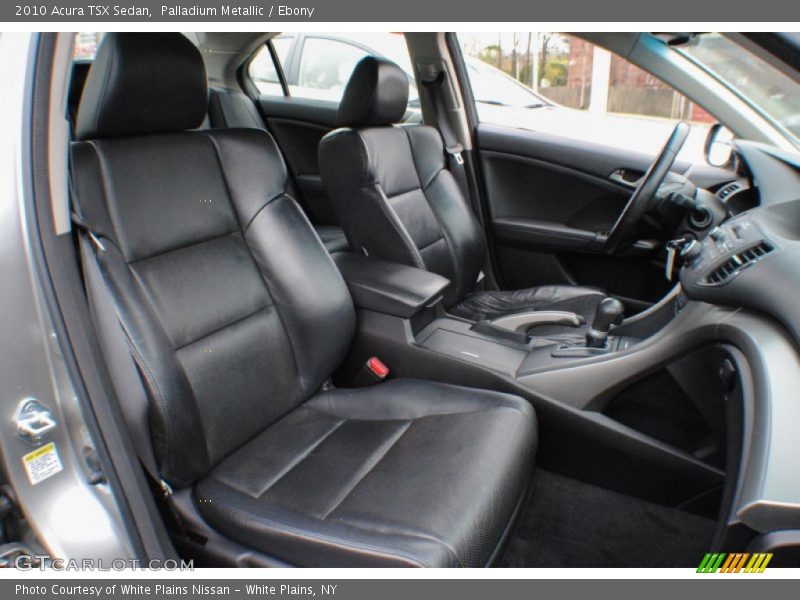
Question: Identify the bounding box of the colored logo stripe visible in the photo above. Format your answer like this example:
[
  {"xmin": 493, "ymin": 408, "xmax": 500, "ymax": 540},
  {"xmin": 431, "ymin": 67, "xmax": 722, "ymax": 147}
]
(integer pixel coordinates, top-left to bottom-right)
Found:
[
  {"xmin": 697, "ymin": 553, "xmax": 773, "ymax": 573},
  {"xmin": 745, "ymin": 553, "xmax": 773, "ymax": 573}
]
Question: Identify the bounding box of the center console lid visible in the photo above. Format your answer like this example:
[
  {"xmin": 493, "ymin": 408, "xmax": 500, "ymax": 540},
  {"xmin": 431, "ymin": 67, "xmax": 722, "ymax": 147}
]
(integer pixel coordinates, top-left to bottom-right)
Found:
[{"xmin": 333, "ymin": 253, "xmax": 451, "ymax": 318}]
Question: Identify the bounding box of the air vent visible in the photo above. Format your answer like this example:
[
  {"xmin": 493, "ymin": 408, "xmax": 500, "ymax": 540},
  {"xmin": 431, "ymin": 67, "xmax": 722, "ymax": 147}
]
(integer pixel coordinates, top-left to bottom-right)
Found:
[
  {"xmin": 717, "ymin": 182, "xmax": 742, "ymax": 201},
  {"xmin": 703, "ymin": 241, "xmax": 773, "ymax": 285}
]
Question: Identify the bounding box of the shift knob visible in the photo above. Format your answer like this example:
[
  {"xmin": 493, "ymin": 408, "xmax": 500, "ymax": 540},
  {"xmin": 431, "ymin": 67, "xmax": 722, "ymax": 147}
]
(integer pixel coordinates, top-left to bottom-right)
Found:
[{"xmin": 586, "ymin": 297, "xmax": 625, "ymax": 347}]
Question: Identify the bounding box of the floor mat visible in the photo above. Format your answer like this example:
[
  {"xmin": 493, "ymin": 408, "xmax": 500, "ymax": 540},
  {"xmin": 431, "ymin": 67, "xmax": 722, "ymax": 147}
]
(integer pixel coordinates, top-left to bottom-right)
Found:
[{"xmin": 503, "ymin": 470, "xmax": 718, "ymax": 567}]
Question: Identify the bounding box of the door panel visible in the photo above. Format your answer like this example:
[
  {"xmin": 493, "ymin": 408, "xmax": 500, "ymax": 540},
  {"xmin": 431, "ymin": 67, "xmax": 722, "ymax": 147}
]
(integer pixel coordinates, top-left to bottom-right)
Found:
[
  {"xmin": 257, "ymin": 98, "xmax": 339, "ymax": 225},
  {"xmin": 476, "ymin": 123, "xmax": 675, "ymax": 307}
]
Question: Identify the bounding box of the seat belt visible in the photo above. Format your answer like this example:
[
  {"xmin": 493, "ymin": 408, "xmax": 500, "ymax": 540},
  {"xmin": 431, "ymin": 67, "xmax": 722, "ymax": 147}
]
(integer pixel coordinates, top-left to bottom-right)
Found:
[
  {"xmin": 423, "ymin": 73, "xmax": 471, "ymax": 202},
  {"xmin": 72, "ymin": 216, "xmax": 172, "ymax": 498},
  {"xmin": 423, "ymin": 72, "xmax": 491, "ymax": 287}
]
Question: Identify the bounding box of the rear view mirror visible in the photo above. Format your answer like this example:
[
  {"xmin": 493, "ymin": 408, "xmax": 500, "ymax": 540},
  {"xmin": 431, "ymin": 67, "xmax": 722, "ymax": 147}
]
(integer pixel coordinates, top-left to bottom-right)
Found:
[{"xmin": 705, "ymin": 123, "xmax": 735, "ymax": 168}]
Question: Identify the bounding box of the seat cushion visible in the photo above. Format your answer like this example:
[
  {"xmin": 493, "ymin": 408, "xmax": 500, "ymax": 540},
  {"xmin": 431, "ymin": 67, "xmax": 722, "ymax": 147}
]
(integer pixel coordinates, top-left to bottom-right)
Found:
[
  {"xmin": 450, "ymin": 285, "xmax": 606, "ymax": 325},
  {"xmin": 194, "ymin": 379, "xmax": 537, "ymax": 567}
]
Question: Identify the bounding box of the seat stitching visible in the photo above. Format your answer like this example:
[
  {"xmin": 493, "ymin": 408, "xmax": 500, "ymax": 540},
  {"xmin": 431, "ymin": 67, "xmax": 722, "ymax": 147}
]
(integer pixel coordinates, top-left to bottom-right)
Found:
[
  {"xmin": 173, "ymin": 303, "xmax": 273, "ymax": 352},
  {"xmin": 202, "ymin": 131, "xmax": 305, "ymax": 393},
  {"xmin": 420, "ymin": 166, "xmax": 446, "ymax": 192},
  {"xmin": 423, "ymin": 171, "xmax": 466, "ymax": 298},
  {"xmin": 242, "ymin": 192, "xmax": 285, "ymax": 232},
  {"xmin": 302, "ymin": 397, "xmax": 522, "ymax": 421},
  {"xmin": 319, "ymin": 420, "xmax": 412, "ymax": 520},
  {"xmin": 127, "ymin": 229, "xmax": 239, "ymax": 266},
  {"xmin": 254, "ymin": 418, "xmax": 345, "ymax": 498},
  {"xmin": 370, "ymin": 184, "xmax": 426, "ymax": 269},
  {"xmin": 417, "ymin": 236, "xmax": 446, "ymax": 253},
  {"xmin": 402, "ymin": 126, "xmax": 442, "ymax": 191}
]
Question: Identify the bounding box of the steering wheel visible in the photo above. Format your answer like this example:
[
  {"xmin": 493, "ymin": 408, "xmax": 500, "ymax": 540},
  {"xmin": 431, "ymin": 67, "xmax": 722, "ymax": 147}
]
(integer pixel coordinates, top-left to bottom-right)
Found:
[{"xmin": 604, "ymin": 122, "xmax": 691, "ymax": 254}]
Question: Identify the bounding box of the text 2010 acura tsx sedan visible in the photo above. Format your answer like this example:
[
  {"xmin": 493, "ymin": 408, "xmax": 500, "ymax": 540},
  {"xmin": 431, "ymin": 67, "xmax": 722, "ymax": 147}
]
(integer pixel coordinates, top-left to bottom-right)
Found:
[{"xmin": 0, "ymin": 31, "xmax": 799, "ymax": 568}]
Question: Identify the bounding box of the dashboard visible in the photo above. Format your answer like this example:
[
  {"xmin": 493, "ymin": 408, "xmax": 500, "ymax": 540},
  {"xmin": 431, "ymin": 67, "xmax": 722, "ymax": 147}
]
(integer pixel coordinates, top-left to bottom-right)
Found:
[
  {"xmin": 681, "ymin": 140, "xmax": 800, "ymax": 345},
  {"xmin": 675, "ymin": 140, "xmax": 800, "ymax": 544}
]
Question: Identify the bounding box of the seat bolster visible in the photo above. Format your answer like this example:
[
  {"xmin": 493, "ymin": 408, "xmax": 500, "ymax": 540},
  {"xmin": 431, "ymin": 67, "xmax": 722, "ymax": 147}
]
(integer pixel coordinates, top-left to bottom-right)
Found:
[
  {"xmin": 403, "ymin": 124, "xmax": 446, "ymax": 187},
  {"xmin": 208, "ymin": 129, "xmax": 356, "ymax": 396},
  {"xmin": 403, "ymin": 126, "xmax": 486, "ymax": 306},
  {"xmin": 319, "ymin": 128, "xmax": 374, "ymax": 200},
  {"xmin": 306, "ymin": 378, "xmax": 535, "ymax": 422},
  {"xmin": 208, "ymin": 88, "xmax": 266, "ymax": 130}
]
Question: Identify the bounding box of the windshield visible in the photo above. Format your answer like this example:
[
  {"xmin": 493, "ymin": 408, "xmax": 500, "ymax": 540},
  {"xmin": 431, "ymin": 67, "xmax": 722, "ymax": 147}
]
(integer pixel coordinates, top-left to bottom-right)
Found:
[{"xmin": 675, "ymin": 33, "xmax": 800, "ymax": 146}]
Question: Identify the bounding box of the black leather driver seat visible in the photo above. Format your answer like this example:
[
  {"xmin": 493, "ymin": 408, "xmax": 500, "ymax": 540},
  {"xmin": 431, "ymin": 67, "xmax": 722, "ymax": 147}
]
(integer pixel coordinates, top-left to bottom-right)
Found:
[
  {"xmin": 319, "ymin": 57, "xmax": 606, "ymax": 324},
  {"xmin": 71, "ymin": 33, "xmax": 536, "ymax": 567}
]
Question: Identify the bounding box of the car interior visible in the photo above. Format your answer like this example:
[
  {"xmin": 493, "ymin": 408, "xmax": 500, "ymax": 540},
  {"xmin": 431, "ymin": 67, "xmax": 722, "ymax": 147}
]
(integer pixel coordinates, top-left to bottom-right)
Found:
[{"xmin": 24, "ymin": 31, "xmax": 800, "ymax": 567}]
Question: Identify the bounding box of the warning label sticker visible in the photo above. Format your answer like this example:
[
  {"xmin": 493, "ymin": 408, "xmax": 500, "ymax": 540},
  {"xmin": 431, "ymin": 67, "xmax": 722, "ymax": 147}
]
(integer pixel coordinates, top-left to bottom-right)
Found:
[{"xmin": 22, "ymin": 442, "xmax": 63, "ymax": 485}]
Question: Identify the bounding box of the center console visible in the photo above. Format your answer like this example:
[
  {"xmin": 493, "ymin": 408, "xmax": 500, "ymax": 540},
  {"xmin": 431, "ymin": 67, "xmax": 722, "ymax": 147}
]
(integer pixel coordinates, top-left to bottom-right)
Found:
[
  {"xmin": 333, "ymin": 251, "xmax": 679, "ymax": 399},
  {"xmin": 331, "ymin": 251, "xmax": 755, "ymax": 536}
]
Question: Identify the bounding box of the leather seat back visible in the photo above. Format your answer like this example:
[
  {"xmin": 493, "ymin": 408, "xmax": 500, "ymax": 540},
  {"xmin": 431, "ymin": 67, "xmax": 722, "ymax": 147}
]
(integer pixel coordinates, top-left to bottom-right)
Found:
[
  {"xmin": 71, "ymin": 33, "xmax": 356, "ymax": 488},
  {"xmin": 207, "ymin": 87, "xmax": 350, "ymax": 255},
  {"xmin": 319, "ymin": 57, "xmax": 486, "ymax": 307}
]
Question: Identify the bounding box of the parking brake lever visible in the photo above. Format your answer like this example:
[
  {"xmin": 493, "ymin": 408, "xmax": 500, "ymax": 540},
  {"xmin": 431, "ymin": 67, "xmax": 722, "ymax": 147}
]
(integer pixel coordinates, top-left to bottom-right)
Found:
[{"xmin": 471, "ymin": 311, "xmax": 585, "ymax": 345}]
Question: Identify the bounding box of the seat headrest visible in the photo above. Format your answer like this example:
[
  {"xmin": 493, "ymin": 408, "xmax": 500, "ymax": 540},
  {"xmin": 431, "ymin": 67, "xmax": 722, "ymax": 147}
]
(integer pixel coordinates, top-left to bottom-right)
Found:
[
  {"xmin": 337, "ymin": 57, "xmax": 409, "ymax": 128},
  {"xmin": 75, "ymin": 33, "xmax": 207, "ymax": 141}
]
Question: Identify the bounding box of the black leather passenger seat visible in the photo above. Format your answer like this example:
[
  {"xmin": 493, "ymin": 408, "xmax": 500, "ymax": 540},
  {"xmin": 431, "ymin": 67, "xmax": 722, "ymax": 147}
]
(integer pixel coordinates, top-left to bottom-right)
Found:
[
  {"xmin": 207, "ymin": 86, "xmax": 350, "ymax": 254},
  {"xmin": 319, "ymin": 57, "xmax": 606, "ymax": 324},
  {"xmin": 70, "ymin": 33, "xmax": 537, "ymax": 567}
]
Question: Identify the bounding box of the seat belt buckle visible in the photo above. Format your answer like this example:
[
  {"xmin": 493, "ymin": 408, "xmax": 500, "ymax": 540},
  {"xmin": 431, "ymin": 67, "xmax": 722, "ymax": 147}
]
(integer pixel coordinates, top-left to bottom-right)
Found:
[
  {"xmin": 354, "ymin": 356, "xmax": 390, "ymax": 387},
  {"xmin": 446, "ymin": 144, "xmax": 464, "ymax": 165}
]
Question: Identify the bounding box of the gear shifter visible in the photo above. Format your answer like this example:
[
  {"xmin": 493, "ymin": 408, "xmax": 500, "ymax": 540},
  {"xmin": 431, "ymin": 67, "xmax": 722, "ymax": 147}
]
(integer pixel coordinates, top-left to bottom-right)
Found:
[{"xmin": 585, "ymin": 298, "xmax": 625, "ymax": 348}]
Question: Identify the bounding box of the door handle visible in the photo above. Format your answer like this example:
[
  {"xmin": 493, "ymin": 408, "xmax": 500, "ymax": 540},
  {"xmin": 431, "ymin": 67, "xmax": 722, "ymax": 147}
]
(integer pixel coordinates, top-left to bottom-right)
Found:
[{"xmin": 609, "ymin": 169, "xmax": 642, "ymax": 189}]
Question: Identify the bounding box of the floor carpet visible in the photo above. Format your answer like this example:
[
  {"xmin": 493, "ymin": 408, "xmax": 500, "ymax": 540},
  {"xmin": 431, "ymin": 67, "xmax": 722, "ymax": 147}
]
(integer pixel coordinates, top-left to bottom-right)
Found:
[{"xmin": 502, "ymin": 470, "xmax": 718, "ymax": 567}]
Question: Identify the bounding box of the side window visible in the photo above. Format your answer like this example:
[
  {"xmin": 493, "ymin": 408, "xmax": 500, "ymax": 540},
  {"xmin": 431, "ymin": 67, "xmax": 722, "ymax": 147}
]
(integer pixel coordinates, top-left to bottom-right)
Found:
[
  {"xmin": 457, "ymin": 32, "xmax": 714, "ymax": 161},
  {"xmin": 248, "ymin": 33, "xmax": 418, "ymax": 108},
  {"xmin": 295, "ymin": 38, "xmax": 370, "ymax": 101},
  {"xmin": 248, "ymin": 35, "xmax": 294, "ymax": 96}
]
